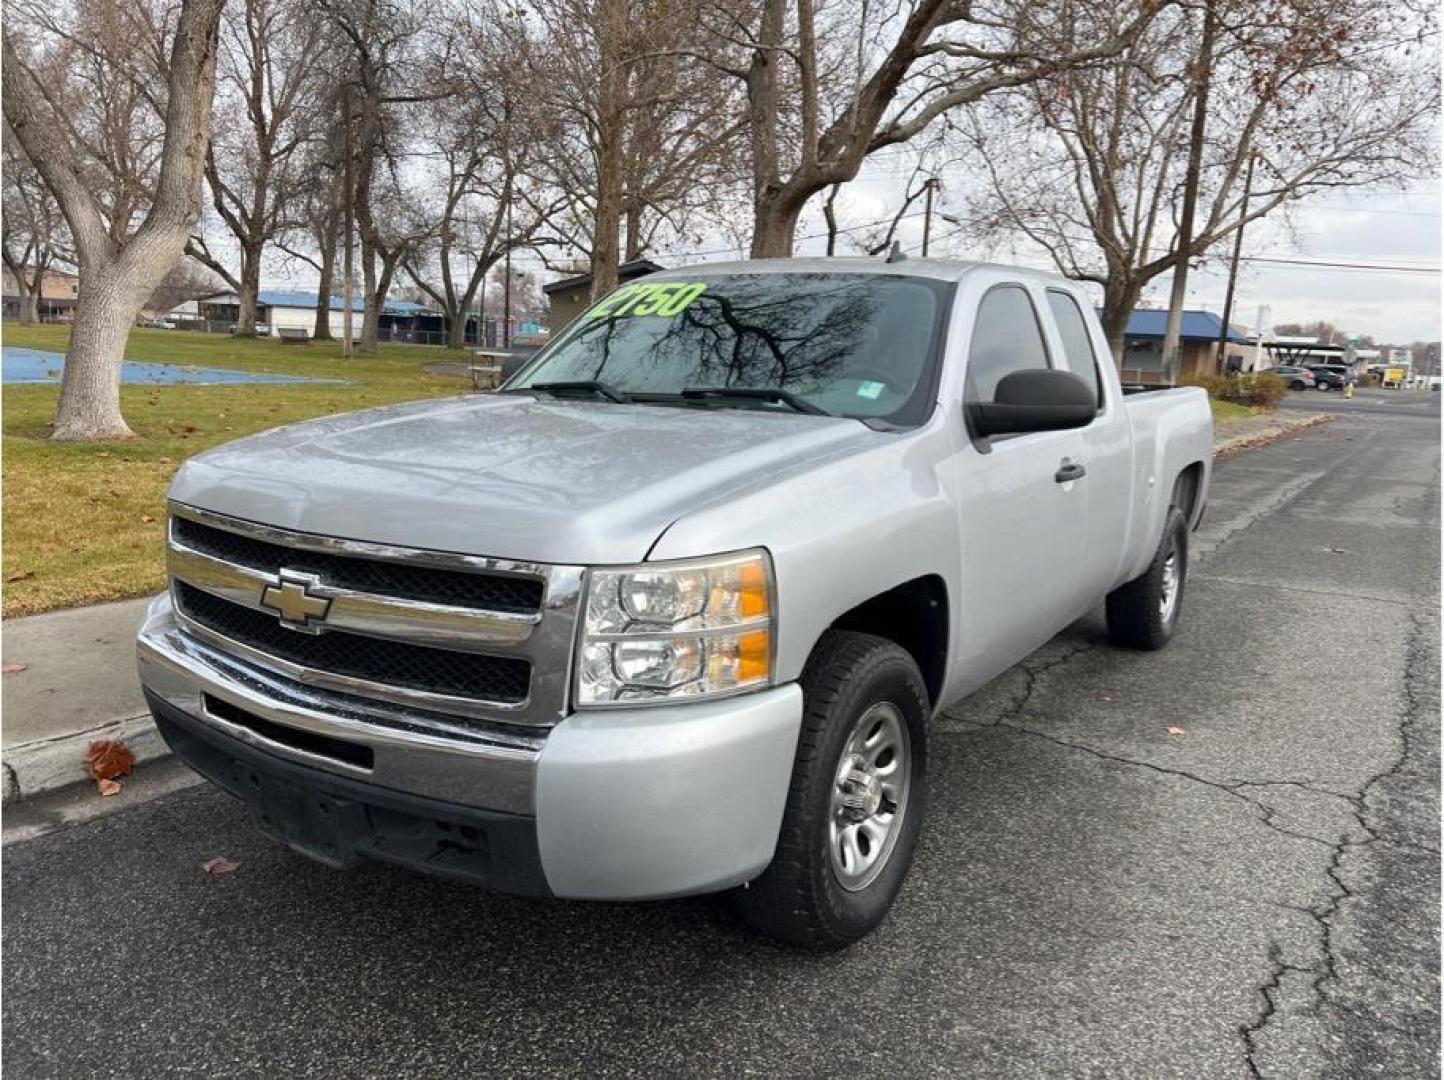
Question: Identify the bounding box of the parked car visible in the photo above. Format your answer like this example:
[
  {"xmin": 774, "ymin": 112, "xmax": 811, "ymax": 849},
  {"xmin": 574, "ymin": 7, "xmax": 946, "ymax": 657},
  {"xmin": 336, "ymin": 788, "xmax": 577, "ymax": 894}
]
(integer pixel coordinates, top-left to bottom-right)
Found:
[
  {"xmin": 1302, "ymin": 364, "xmax": 1352, "ymax": 390},
  {"xmin": 1262, "ymin": 365, "xmax": 1316, "ymax": 391},
  {"xmin": 138, "ymin": 259, "xmax": 1214, "ymax": 948},
  {"xmin": 141, "ymin": 317, "xmax": 177, "ymax": 330},
  {"xmin": 228, "ymin": 322, "xmax": 272, "ymax": 336}
]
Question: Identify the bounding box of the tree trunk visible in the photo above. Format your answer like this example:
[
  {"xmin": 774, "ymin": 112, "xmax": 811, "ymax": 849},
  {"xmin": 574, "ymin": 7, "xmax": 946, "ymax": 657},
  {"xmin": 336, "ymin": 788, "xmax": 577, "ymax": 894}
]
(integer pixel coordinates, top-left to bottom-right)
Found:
[
  {"xmin": 589, "ymin": 0, "xmax": 627, "ymax": 299},
  {"xmin": 751, "ymin": 196, "xmax": 806, "ymax": 258},
  {"xmin": 1100, "ymin": 277, "xmax": 1141, "ymax": 365},
  {"xmin": 313, "ymin": 238, "xmax": 335, "ymax": 340},
  {"xmin": 623, "ymin": 200, "xmax": 643, "ymax": 262},
  {"xmin": 359, "ymin": 228, "xmax": 379, "ymax": 353},
  {"xmin": 235, "ymin": 240, "xmax": 263, "ymax": 335},
  {"xmin": 53, "ymin": 271, "xmax": 143, "ymax": 440},
  {"xmin": 746, "ymin": 0, "xmax": 787, "ymax": 257},
  {"xmin": 448, "ymin": 307, "xmax": 468, "ymax": 350},
  {"xmin": 14, "ymin": 280, "xmax": 36, "ymax": 324}
]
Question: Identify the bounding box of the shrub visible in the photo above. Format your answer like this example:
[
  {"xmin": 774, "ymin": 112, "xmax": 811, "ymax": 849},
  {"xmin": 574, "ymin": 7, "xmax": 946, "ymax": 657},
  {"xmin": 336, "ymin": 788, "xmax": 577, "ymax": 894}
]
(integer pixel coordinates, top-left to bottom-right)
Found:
[{"xmin": 1181, "ymin": 371, "xmax": 1287, "ymax": 411}]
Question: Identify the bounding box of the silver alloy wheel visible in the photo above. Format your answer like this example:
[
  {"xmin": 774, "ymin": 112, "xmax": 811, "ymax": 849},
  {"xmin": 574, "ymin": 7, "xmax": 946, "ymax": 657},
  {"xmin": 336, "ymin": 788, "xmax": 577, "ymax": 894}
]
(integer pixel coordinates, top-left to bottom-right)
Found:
[
  {"xmin": 828, "ymin": 701, "xmax": 911, "ymax": 892},
  {"xmin": 1159, "ymin": 552, "xmax": 1180, "ymax": 622}
]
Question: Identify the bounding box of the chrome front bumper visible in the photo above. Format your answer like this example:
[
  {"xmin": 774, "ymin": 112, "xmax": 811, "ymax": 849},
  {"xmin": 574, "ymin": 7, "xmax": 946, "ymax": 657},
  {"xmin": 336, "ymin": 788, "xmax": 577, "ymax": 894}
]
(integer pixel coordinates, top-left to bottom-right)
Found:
[{"xmin": 138, "ymin": 593, "xmax": 805, "ymax": 899}]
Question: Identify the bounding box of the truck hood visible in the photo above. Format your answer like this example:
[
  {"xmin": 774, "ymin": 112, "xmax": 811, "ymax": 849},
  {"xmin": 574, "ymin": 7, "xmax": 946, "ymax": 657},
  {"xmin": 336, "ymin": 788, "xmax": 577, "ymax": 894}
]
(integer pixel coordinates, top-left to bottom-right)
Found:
[{"xmin": 170, "ymin": 393, "xmax": 879, "ymax": 564}]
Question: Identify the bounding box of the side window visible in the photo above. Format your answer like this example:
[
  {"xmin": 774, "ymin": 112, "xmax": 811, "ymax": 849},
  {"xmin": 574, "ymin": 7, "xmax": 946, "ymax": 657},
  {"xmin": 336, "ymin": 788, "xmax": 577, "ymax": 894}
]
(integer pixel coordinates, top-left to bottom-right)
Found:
[
  {"xmin": 965, "ymin": 285, "xmax": 1050, "ymax": 403},
  {"xmin": 1046, "ymin": 290, "xmax": 1104, "ymax": 408}
]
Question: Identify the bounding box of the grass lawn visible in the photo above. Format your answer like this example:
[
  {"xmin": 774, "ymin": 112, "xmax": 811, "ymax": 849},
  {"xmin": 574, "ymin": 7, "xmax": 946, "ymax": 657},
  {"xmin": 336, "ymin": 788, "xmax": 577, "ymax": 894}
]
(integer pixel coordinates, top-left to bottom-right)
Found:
[
  {"xmin": 3, "ymin": 324, "xmax": 471, "ymax": 617},
  {"xmin": 1209, "ymin": 399, "xmax": 1258, "ymax": 422}
]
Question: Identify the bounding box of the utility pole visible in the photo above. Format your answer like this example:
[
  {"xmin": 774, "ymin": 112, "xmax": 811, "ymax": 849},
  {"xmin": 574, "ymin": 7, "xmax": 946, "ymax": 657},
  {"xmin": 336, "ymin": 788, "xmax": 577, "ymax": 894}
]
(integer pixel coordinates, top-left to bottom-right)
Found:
[
  {"xmin": 502, "ymin": 194, "xmax": 513, "ymax": 349},
  {"xmin": 920, "ymin": 178, "xmax": 938, "ymax": 257},
  {"xmin": 1215, "ymin": 153, "xmax": 1255, "ymax": 373},
  {"xmin": 341, "ymin": 82, "xmax": 354, "ymax": 359},
  {"xmin": 1159, "ymin": 0, "xmax": 1217, "ymax": 384}
]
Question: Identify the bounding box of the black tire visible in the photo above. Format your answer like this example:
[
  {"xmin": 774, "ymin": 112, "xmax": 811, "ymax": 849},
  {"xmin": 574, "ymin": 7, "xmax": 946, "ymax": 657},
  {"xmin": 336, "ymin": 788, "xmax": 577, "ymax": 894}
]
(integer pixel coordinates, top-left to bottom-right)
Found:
[
  {"xmin": 1106, "ymin": 505, "xmax": 1188, "ymax": 651},
  {"xmin": 1292, "ymin": 380, "xmax": 1307, "ymax": 391},
  {"xmin": 735, "ymin": 630, "xmax": 929, "ymax": 950}
]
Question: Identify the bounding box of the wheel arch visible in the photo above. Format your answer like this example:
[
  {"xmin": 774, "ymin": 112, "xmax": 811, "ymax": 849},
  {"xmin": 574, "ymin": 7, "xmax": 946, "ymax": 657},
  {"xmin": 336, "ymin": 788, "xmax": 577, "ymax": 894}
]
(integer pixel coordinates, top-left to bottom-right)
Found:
[
  {"xmin": 1172, "ymin": 461, "xmax": 1206, "ymax": 528},
  {"xmin": 825, "ymin": 574, "xmax": 949, "ymax": 710}
]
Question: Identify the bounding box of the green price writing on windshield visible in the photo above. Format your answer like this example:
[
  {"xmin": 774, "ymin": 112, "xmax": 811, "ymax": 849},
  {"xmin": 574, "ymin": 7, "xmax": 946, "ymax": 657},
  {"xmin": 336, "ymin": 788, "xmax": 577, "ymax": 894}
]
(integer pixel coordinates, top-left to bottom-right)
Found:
[{"xmin": 585, "ymin": 281, "xmax": 708, "ymax": 320}]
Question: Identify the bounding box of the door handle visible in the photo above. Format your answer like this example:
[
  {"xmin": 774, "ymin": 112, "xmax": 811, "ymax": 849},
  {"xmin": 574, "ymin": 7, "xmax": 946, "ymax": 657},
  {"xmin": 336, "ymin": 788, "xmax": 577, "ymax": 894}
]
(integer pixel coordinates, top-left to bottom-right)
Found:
[{"xmin": 1055, "ymin": 460, "xmax": 1087, "ymax": 484}]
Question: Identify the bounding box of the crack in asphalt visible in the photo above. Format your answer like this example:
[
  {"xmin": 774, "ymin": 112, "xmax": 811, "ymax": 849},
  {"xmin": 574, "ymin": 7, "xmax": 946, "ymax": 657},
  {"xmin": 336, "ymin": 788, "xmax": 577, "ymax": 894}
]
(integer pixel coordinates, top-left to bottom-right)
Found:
[
  {"xmin": 942, "ymin": 601, "xmax": 1435, "ymax": 1079},
  {"xmin": 1239, "ymin": 944, "xmax": 1314, "ymax": 1079}
]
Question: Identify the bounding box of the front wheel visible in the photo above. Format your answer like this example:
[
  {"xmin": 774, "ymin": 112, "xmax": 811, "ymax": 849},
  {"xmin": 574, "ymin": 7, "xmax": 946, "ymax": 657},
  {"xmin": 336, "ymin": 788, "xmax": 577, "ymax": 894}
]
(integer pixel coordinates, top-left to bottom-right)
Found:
[
  {"xmin": 735, "ymin": 630, "xmax": 929, "ymax": 950},
  {"xmin": 1106, "ymin": 506, "xmax": 1188, "ymax": 650},
  {"xmin": 1292, "ymin": 380, "xmax": 1307, "ymax": 391}
]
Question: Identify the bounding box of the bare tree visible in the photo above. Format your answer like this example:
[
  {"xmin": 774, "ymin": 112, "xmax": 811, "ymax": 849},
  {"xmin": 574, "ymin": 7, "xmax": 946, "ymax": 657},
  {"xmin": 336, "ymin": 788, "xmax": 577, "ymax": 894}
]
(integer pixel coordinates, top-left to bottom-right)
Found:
[
  {"xmin": 961, "ymin": 0, "xmax": 1439, "ymax": 361},
  {"xmin": 184, "ymin": 0, "xmax": 327, "ymax": 336},
  {"xmin": 2, "ymin": 132, "xmax": 71, "ymax": 323},
  {"xmin": 3, "ymin": 0, "xmax": 226, "ymax": 439},
  {"xmin": 712, "ymin": 0, "xmax": 1158, "ymax": 257},
  {"xmin": 509, "ymin": 0, "xmax": 748, "ymax": 297},
  {"xmin": 400, "ymin": 8, "xmax": 567, "ymax": 347}
]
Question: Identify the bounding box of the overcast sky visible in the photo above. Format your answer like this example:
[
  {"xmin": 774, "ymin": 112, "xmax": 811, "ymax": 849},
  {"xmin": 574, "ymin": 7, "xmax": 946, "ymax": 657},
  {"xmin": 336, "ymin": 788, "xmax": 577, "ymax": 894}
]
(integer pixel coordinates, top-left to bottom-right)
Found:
[{"xmin": 782, "ymin": 172, "xmax": 1443, "ymax": 346}]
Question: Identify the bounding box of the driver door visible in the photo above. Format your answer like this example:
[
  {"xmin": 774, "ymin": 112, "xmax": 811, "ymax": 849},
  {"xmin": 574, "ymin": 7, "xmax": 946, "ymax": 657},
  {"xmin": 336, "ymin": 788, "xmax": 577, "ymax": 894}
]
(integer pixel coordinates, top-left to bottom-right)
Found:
[{"xmin": 951, "ymin": 282, "xmax": 1092, "ymax": 686}]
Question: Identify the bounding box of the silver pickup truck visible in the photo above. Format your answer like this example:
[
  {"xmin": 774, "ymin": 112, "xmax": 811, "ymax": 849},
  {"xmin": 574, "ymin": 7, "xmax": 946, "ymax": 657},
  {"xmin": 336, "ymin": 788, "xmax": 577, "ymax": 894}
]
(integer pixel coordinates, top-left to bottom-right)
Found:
[{"xmin": 138, "ymin": 258, "xmax": 1212, "ymax": 948}]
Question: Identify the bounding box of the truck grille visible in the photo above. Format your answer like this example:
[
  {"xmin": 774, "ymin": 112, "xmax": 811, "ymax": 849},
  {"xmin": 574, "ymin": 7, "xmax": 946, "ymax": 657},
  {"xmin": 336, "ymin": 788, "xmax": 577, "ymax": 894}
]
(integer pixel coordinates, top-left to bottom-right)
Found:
[
  {"xmin": 165, "ymin": 504, "xmax": 584, "ymax": 726},
  {"xmin": 172, "ymin": 515, "xmax": 543, "ymax": 614},
  {"xmin": 176, "ymin": 583, "xmax": 531, "ymax": 704}
]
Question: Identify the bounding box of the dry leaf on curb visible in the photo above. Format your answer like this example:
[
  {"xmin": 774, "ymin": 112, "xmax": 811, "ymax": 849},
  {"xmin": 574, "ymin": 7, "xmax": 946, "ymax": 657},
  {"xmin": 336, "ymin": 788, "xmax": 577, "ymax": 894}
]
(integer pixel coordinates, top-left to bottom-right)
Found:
[
  {"xmin": 85, "ymin": 739, "xmax": 135, "ymax": 782},
  {"xmin": 5, "ymin": 570, "xmax": 34, "ymax": 582},
  {"xmin": 97, "ymin": 778, "xmax": 122, "ymax": 797},
  {"xmin": 1167, "ymin": 726, "xmax": 1187, "ymax": 737},
  {"xmin": 203, "ymin": 856, "xmax": 240, "ymax": 876},
  {"xmin": 141, "ymin": 515, "xmax": 156, "ymax": 523},
  {"xmin": 2, "ymin": 662, "xmax": 28, "ymax": 674}
]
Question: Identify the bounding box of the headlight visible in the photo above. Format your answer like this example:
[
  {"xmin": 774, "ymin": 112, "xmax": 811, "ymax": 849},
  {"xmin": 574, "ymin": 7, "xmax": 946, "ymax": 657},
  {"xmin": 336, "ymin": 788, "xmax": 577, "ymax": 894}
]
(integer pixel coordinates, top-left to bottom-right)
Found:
[{"xmin": 576, "ymin": 549, "xmax": 774, "ymax": 706}]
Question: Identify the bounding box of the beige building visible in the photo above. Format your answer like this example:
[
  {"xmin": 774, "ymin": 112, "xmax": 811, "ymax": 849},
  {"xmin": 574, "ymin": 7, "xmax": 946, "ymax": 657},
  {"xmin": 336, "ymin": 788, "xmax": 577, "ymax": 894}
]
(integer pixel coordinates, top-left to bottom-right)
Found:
[{"xmin": 542, "ymin": 259, "xmax": 663, "ymax": 334}]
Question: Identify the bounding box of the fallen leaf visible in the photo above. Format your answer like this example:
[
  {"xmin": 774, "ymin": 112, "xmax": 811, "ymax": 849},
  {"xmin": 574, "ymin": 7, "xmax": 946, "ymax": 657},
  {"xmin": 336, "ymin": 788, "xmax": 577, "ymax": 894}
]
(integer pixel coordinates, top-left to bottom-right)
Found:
[
  {"xmin": 203, "ymin": 856, "xmax": 240, "ymax": 876},
  {"xmin": 141, "ymin": 515, "xmax": 156, "ymax": 523},
  {"xmin": 5, "ymin": 570, "xmax": 34, "ymax": 583},
  {"xmin": 97, "ymin": 778, "xmax": 122, "ymax": 797},
  {"xmin": 2, "ymin": 662, "xmax": 28, "ymax": 674},
  {"xmin": 1167, "ymin": 726, "xmax": 1187, "ymax": 737},
  {"xmin": 157, "ymin": 456, "xmax": 173, "ymax": 464},
  {"xmin": 1095, "ymin": 690, "xmax": 1117, "ymax": 703},
  {"xmin": 1329, "ymin": 547, "xmax": 1349, "ymax": 554},
  {"xmin": 85, "ymin": 739, "xmax": 135, "ymax": 782}
]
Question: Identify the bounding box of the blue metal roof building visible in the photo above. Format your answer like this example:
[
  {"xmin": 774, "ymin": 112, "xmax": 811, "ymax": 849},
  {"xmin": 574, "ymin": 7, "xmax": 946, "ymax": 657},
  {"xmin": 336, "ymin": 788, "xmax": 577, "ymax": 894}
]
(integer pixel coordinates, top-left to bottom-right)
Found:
[
  {"xmin": 1121, "ymin": 308, "xmax": 1247, "ymax": 343},
  {"xmin": 254, "ymin": 290, "xmax": 429, "ymax": 316}
]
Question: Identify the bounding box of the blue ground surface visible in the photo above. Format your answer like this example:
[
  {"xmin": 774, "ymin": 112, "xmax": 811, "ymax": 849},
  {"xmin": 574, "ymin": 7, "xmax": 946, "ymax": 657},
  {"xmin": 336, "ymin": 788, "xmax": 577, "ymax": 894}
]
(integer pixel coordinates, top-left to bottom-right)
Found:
[{"xmin": 2, "ymin": 347, "xmax": 340, "ymax": 385}]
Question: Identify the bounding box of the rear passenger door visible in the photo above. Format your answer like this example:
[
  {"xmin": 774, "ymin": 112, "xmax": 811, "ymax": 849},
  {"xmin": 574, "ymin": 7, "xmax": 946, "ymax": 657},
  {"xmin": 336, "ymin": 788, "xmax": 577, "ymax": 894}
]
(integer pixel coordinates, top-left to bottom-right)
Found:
[
  {"xmin": 1043, "ymin": 288, "xmax": 1134, "ymax": 597},
  {"xmin": 953, "ymin": 283, "xmax": 1092, "ymax": 682}
]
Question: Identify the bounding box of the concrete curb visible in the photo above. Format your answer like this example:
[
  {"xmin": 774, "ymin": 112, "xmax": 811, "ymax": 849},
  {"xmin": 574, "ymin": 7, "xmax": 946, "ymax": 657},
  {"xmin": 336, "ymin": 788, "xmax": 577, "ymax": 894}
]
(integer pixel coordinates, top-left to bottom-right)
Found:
[
  {"xmin": 2, "ymin": 713, "xmax": 167, "ymax": 804},
  {"xmin": 1214, "ymin": 413, "xmax": 1333, "ymax": 460}
]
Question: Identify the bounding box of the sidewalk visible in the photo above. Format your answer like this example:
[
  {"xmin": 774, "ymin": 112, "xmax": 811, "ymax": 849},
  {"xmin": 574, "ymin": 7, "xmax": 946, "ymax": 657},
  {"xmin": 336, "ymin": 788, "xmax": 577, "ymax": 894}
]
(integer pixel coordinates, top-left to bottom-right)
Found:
[
  {"xmin": 1, "ymin": 597, "xmax": 164, "ymax": 802},
  {"xmin": 0, "ymin": 407, "xmax": 1333, "ymax": 804}
]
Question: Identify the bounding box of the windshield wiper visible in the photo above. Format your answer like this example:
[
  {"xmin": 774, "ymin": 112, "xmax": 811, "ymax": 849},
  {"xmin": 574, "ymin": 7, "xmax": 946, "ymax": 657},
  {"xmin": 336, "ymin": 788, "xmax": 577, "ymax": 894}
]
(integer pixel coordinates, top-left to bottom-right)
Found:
[
  {"xmin": 530, "ymin": 380, "xmax": 633, "ymax": 404},
  {"xmin": 681, "ymin": 386, "xmax": 830, "ymax": 416}
]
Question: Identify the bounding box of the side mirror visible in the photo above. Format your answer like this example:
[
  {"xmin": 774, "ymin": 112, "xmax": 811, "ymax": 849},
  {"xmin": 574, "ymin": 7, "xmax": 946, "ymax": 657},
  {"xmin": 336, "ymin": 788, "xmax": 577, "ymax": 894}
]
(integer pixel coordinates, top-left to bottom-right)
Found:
[
  {"xmin": 969, "ymin": 368, "xmax": 1096, "ymax": 438},
  {"xmin": 500, "ymin": 354, "xmax": 529, "ymax": 383}
]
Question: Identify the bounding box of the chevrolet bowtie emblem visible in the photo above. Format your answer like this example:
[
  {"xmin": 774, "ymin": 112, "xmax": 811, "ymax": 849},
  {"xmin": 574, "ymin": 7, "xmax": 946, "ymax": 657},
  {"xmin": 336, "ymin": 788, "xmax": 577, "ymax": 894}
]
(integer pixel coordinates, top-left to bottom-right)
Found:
[{"xmin": 259, "ymin": 570, "xmax": 331, "ymax": 632}]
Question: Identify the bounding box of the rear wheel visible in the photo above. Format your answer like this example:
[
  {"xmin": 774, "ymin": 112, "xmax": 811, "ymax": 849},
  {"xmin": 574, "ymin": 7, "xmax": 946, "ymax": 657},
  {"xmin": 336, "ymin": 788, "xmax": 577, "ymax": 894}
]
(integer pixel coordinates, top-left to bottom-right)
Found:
[
  {"xmin": 1292, "ymin": 380, "xmax": 1307, "ymax": 391},
  {"xmin": 735, "ymin": 630, "xmax": 928, "ymax": 950},
  {"xmin": 1106, "ymin": 506, "xmax": 1188, "ymax": 650}
]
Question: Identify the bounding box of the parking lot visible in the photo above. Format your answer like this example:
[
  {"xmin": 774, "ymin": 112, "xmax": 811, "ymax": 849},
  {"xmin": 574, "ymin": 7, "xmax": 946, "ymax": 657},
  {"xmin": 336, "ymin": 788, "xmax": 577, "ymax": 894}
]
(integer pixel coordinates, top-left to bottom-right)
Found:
[{"xmin": 3, "ymin": 398, "xmax": 1438, "ymax": 1078}]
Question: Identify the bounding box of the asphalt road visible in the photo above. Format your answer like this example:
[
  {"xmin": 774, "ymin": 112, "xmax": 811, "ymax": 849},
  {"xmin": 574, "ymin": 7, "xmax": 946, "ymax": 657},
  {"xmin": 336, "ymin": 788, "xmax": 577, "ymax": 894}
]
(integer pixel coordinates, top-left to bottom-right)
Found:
[{"xmin": 4, "ymin": 405, "xmax": 1438, "ymax": 1077}]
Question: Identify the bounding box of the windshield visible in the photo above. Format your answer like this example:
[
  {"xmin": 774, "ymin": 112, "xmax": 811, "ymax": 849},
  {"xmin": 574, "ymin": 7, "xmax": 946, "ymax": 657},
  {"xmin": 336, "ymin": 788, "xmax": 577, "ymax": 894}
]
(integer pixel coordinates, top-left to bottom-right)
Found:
[{"xmin": 511, "ymin": 273, "xmax": 951, "ymax": 425}]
